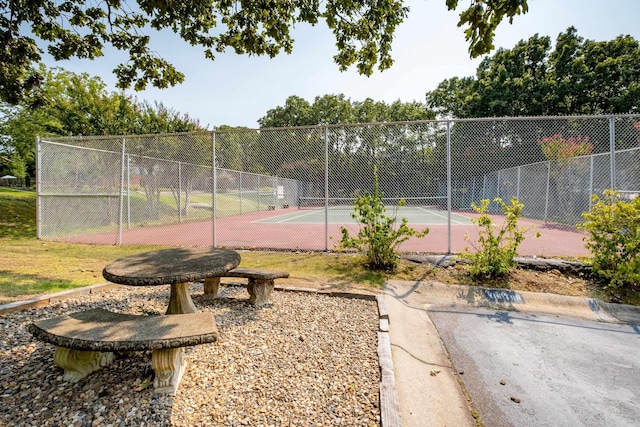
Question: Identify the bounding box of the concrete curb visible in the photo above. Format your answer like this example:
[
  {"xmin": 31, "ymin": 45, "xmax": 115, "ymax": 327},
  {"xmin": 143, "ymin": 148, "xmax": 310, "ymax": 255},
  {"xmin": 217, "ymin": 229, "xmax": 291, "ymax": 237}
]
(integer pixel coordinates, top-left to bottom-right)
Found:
[
  {"xmin": 276, "ymin": 285, "xmax": 402, "ymax": 426},
  {"xmin": 0, "ymin": 283, "xmax": 120, "ymax": 315},
  {"xmin": 386, "ymin": 280, "xmax": 640, "ymax": 325}
]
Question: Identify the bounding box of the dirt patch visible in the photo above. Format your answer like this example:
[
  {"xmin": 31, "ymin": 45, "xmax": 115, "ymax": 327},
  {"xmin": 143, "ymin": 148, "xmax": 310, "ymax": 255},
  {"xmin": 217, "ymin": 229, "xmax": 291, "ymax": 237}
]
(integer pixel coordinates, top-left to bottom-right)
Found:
[
  {"xmin": 279, "ymin": 259, "xmax": 599, "ymax": 300},
  {"xmin": 427, "ymin": 264, "xmax": 593, "ymax": 297}
]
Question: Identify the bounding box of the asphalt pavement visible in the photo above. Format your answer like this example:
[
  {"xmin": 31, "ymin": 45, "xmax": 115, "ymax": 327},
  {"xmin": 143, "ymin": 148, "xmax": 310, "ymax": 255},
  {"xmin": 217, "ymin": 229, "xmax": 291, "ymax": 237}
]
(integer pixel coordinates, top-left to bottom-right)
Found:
[{"xmin": 384, "ymin": 280, "xmax": 640, "ymax": 427}]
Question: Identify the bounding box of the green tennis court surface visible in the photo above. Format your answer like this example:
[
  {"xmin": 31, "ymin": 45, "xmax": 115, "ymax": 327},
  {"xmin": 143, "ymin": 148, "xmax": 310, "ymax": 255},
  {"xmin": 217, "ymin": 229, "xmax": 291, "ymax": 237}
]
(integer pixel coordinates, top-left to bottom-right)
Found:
[{"xmin": 254, "ymin": 206, "xmax": 473, "ymax": 225}]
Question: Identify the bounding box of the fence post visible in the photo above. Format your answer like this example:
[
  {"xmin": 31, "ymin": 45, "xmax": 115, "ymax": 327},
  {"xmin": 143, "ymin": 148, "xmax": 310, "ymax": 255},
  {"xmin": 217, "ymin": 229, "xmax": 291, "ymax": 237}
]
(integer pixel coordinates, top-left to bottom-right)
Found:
[
  {"xmin": 446, "ymin": 121, "xmax": 452, "ymax": 254},
  {"xmin": 239, "ymin": 172, "xmax": 243, "ymax": 214},
  {"xmin": 272, "ymin": 175, "xmax": 277, "ymax": 207},
  {"xmin": 178, "ymin": 161, "xmax": 182, "ymax": 223},
  {"xmin": 212, "ymin": 131, "xmax": 217, "ymax": 247},
  {"xmin": 544, "ymin": 161, "xmax": 551, "ymax": 222},
  {"xmin": 118, "ymin": 137, "xmax": 125, "ymax": 245},
  {"xmin": 516, "ymin": 166, "xmax": 521, "ymax": 201},
  {"xmin": 589, "ymin": 155, "xmax": 594, "ymax": 210},
  {"xmin": 482, "ymin": 175, "xmax": 486, "ymax": 200},
  {"xmin": 127, "ymin": 154, "xmax": 131, "ymax": 229},
  {"xmin": 609, "ymin": 116, "xmax": 616, "ymax": 192},
  {"xmin": 471, "ymin": 177, "xmax": 476, "ymax": 206},
  {"xmin": 324, "ymin": 126, "xmax": 329, "ymax": 252},
  {"xmin": 35, "ymin": 136, "xmax": 42, "ymax": 239}
]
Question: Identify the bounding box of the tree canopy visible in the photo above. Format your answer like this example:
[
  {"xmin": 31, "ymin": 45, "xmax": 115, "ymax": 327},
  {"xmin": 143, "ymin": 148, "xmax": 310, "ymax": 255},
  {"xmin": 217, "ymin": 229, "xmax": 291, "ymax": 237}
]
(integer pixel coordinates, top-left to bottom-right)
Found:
[
  {"xmin": 426, "ymin": 27, "xmax": 640, "ymax": 118},
  {"xmin": 0, "ymin": 67, "xmax": 204, "ymax": 177},
  {"xmin": 1, "ymin": 0, "xmax": 528, "ymax": 105},
  {"xmin": 258, "ymin": 94, "xmax": 435, "ymax": 128}
]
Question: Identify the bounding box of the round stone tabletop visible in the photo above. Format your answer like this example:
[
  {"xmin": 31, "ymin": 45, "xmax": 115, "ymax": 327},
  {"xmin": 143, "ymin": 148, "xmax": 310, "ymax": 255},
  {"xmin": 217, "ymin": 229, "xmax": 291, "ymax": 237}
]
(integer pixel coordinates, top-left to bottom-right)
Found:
[{"xmin": 103, "ymin": 247, "xmax": 241, "ymax": 286}]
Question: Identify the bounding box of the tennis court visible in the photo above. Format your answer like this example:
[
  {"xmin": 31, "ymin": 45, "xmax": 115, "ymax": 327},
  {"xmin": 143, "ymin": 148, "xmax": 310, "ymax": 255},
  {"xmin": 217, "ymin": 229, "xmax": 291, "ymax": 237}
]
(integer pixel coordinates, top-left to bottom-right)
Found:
[{"xmin": 254, "ymin": 205, "xmax": 473, "ymax": 225}]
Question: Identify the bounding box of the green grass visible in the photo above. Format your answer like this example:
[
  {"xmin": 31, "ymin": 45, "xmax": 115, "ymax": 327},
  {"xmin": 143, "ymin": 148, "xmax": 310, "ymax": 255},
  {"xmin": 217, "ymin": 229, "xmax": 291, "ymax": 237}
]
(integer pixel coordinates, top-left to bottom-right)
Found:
[
  {"xmin": 38, "ymin": 190, "xmax": 276, "ymax": 239},
  {"xmin": 4, "ymin": 188, "xmax": 625, "ymax": 306},
  {"xmin": 0, "ymin": 188, "xmax": 37, "ymax": 238},
  {"xmin": 0, "ymin": 188, "xmax": 418, "ymax": 304}
]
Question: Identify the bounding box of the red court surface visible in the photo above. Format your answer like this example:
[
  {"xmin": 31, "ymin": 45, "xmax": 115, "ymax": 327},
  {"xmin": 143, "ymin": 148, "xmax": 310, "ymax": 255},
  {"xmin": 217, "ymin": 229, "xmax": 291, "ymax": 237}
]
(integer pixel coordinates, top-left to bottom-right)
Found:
[{"xmin": 61, "ymin": 207, "xmax": 589, "ymax": 258}]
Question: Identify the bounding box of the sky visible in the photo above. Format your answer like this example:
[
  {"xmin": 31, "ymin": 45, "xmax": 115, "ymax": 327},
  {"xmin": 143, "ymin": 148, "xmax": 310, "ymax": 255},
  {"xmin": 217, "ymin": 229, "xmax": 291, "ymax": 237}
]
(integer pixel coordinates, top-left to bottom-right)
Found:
[{"xmin": 42, "ymin": 0, "xmax": 640, "ymax": 129}]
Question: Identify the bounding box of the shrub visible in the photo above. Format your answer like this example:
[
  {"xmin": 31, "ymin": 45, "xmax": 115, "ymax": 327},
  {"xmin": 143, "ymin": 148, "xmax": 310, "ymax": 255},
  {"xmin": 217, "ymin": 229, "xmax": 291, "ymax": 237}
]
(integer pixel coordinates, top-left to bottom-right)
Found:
[
  {"xmin": 580, "ymin": 190, "xmax": 640, "ymax": 294},
  {"xmin": 338, "ymin": 167, "xmax": 428, "ymax": 271},
  {"xmin": 538, "ymin": 133, "xmax": 593, "ymax": 160},
  {"xmin": 465, "ymin": 197, "xmax": 538, "ymax": 279}
]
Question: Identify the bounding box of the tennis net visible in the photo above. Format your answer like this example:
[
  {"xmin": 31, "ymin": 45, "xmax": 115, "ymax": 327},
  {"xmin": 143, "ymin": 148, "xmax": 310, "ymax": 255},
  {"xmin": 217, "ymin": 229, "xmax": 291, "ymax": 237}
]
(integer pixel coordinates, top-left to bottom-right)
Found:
[{"xmin": 297, "ymin": 196, "xmax": 446, "ymax": 211}]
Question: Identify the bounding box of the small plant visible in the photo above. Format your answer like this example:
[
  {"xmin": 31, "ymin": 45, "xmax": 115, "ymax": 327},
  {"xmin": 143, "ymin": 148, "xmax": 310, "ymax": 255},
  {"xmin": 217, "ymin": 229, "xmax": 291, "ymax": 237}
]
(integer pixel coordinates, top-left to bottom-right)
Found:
[
  {"xmin": 339, "ymin": 166, "xmax": 428, "ymax": 271},
  {"xmin": 580, "ymin": 190, "xmax": 640, "ymax": 296},
  {"xmin": 465, "ymin": 198, "xmax": 538, "ymax": 279}
]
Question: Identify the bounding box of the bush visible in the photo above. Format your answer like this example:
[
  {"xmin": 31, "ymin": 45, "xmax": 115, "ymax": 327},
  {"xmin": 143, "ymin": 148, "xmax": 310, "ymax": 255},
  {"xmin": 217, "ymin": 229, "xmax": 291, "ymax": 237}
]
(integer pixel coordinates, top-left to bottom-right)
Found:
[
  {"xmin": 580, "ymin": 190, "xmax": 640, "ymax": 294},
  {"xmin": 338, "ymin": 167, "xmax": 428, "ymax": 271},
  {"xmin": 465, "ymin": 197, "xmax": 537, "ymax": 279}
]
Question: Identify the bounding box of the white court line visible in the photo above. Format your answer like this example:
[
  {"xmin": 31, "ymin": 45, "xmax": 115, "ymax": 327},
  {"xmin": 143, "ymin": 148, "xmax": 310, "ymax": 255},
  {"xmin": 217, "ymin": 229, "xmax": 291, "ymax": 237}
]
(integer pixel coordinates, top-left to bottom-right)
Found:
[
  {"xmin": 418, "ymin": 207, "xmax": 467, "ymax": 225},
  {"xmin": 254, "ymin": 207, "xmax": 471, "ymax": 225},
  {"xmin": 253, "ymin": 209, "xmax": 323, "ymax": 224}
]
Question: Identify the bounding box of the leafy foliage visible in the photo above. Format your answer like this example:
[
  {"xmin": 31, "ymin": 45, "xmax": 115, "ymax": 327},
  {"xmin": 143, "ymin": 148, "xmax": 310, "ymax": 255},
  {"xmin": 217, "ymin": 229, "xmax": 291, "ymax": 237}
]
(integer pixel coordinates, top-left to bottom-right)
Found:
[
  {"xmin": 0, "ymin": 67, "xmax": 204, "ymax": 177},
  {"xmin": 427, "ymin": 27, "xmax": 640, "ymax": 117},
  {"xmin": 446, "ymin": 0, "xmax": 529, "ymax": 57},
  {"xmin": 580, "ymin": 190, "xmax": 640, "ymax": 296},
  {"xmin": 339, "ymin": 167, "xmax": 428, "ymax": 271},
  {"xmin": 259, "ymin": 94, "xmax": 434, "ymax": 128},
  {"xmin": 465, "ymin": 198, "xmax": 537, "ymax": 278},
  {"xmin": 538, "ymin": 133, "xmax": 594, "ymax": 160},
  {"xmin": 1, "ymin": 1, "xmax": 528, "ymax": 105}
]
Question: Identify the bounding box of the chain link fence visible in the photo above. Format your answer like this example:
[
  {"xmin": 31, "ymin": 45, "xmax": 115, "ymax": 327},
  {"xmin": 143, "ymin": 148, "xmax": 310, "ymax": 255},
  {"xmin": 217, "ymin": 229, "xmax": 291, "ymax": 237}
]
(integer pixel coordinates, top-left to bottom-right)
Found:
[{"xmin": 38, "ymin": 114, "xmax": 640, "ymax": 258}]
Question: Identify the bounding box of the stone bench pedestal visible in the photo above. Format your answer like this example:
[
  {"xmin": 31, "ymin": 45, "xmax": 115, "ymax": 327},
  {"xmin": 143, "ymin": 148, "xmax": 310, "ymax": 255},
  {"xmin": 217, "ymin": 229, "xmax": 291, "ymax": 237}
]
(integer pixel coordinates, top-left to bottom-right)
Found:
[
  {"xmin": 203, "ymin": 267, "xmax": 290, "ymax": 306},
  {"xmin": 29, "ymin": 308, "xmax": 219, "ymax": 394}
]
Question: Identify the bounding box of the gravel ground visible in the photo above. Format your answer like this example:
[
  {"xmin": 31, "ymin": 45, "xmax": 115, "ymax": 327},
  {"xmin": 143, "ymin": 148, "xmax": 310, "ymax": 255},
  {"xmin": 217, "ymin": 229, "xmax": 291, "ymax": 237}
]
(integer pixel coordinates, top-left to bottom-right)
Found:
[{"xmin": 0, "ymin": 284, "xmax": 381, "ymax": 426}]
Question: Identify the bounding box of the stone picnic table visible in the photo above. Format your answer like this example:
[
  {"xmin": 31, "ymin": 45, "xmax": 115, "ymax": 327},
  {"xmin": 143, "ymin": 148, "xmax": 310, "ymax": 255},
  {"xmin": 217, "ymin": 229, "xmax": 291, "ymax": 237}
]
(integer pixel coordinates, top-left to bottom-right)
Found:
[
  {"xmin": 28, "ymin": 247, "xmax": 241, "ymax": 394},
  {"xmin": 102, "ymin": 247, "xmax": 241, "ymax": 314}
]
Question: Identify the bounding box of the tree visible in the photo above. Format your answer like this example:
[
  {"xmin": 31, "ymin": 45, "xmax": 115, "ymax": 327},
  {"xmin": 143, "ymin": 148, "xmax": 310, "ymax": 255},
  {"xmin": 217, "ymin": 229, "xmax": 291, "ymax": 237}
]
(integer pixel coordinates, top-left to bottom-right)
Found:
[
  {"xmin": 121, "ymin": 103, "xmax": 205, "ymax": 219},
  {"xmin": 426, "ymin": 27, "xmax": 640, "ymax": 118},
  {"xmin": 549, "ymin": 28, "xmax": 640, "ymax": 115},
  {"xmin": 256, "ymin": 94, "xmax": 436, "ymax": 198},
  {"xmin": 1, "ymin": 1, "xmax": 529, "ymax": 105},
  {"xmin": 5, "ymin": 152, "xmax": 26, "ymax": 179},
  {"xmin": 425, "ymin": 27, "xmax": 640, "ymax": 193},
  {"xmin": 0, "ymin": 67, "xmax": 205, "ymax": 180}
]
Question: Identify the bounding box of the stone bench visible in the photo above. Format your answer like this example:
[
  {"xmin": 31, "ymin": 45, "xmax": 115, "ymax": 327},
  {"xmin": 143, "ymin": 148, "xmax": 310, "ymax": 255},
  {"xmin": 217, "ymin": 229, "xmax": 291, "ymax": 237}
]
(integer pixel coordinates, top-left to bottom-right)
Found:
[
  {"xmin": 203, "ymin": 267, "xmax": 290, "ymax": 306},
  {"xmin": 28, "ymin": 308, "xmax": 218, "ymax": 394}
]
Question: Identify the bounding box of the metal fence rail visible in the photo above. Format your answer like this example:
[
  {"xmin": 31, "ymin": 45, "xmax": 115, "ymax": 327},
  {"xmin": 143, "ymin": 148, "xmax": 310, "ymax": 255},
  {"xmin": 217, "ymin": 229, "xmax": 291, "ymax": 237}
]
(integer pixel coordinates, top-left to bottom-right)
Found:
[{"xmin": 37, "ymin": 114, "xmax": 640, "ymax": 258}]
